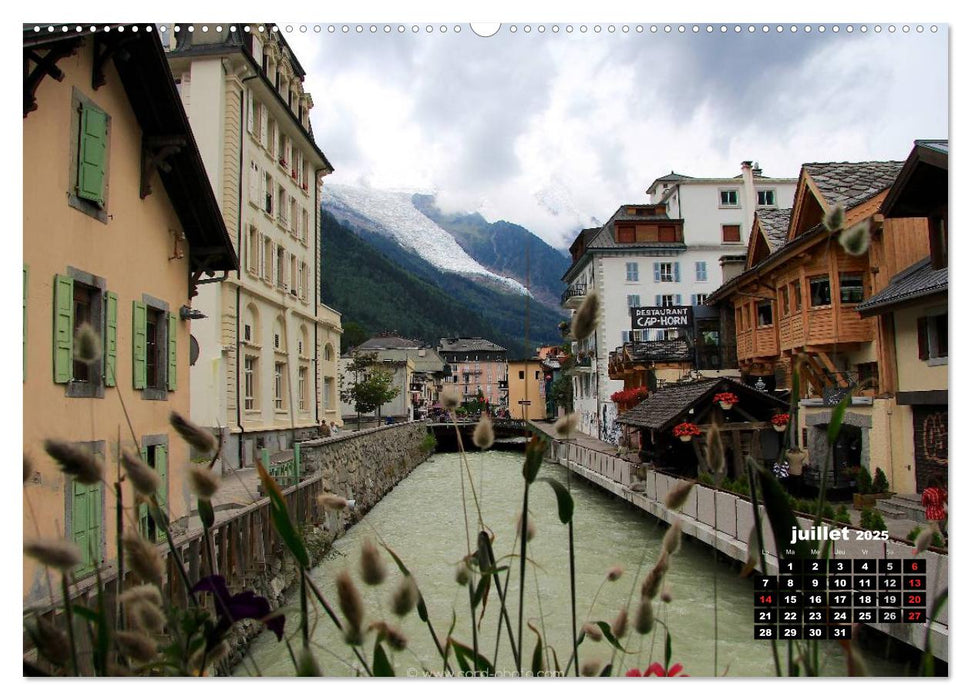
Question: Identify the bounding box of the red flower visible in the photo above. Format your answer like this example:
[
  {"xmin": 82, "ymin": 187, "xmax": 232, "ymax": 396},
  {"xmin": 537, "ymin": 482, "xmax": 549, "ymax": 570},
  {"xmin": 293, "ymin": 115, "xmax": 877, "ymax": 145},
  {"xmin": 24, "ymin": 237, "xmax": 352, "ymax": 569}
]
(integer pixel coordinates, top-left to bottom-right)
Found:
[
  {"xmin": 672, "ymin": 422, "xmax": 702, "ymax": 438},
  {"xmin": 770, "ymin": 413, "xmax": 790, "ymax": 426},
  {"xmin": 713, "ymin": 392, "xmax": 740, "ymax": 405},
  {"xmin": 626, "ymin": 663, "xmax": 688, "ymax": 677}
]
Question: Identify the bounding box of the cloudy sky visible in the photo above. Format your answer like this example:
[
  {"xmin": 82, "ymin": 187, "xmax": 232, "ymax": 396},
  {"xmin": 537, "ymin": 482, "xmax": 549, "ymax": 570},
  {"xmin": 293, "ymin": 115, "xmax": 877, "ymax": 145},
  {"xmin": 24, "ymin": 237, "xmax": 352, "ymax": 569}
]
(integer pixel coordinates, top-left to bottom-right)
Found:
[{"xmin": 283, "ymin": 23, "xmax": 947, "ymax": 249}]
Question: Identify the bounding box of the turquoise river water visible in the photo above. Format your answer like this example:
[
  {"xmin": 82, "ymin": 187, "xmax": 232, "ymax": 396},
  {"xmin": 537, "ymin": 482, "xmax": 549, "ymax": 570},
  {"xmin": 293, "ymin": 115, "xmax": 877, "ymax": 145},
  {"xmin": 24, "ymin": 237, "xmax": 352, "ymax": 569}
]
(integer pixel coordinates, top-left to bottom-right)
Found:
[{"xmin": 240, "ymin": 451, "xmax": 908, "ymax": 677}]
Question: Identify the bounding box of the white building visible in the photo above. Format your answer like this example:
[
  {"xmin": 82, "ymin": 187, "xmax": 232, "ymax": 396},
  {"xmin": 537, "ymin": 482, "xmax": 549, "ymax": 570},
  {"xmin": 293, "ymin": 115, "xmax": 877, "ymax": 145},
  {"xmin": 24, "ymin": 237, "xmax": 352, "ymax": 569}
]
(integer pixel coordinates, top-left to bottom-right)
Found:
[
  {"xmin": 166, "ymin": 26, "xmax": 343, "ymax": 469},
  {"xmin": 561, "ymin": 162, "xmax": 797, "ymax": 442}
]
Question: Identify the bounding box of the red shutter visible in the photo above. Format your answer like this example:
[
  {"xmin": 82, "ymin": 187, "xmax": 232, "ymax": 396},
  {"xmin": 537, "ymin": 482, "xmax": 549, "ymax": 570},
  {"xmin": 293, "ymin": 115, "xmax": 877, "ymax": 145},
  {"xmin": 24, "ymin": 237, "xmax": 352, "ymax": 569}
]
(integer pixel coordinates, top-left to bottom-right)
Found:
[{"xmin": 916, "ymin": 317, "xmax": 929, "ymax": 360}]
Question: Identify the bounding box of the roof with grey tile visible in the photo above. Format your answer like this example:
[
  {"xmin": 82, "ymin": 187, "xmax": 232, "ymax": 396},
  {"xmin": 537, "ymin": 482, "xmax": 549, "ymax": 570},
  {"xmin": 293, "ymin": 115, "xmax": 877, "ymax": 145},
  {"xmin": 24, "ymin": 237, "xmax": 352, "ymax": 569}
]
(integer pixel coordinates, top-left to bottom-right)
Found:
[
  {"xmin": 357, "ymin": 335, "xmax": 425, "ymax": 350},
  {"xmin": 856, "ymin": 258, "xmax": 948, "ymax": 315},
  {"xmin": 616, "ymin": 376, "xmax": 787, "ymax": 430},
  {"xmin": 804, "ymin": 161, "xmax": 904, "ymax": 210},
  {"xmin": 756, "ymin": 208, "xmax": 792, "ymax": 251},
  {"xmin": 626, "ymin": 339, "xmax": 693, "ymax": 363},
  {"xmin": 438, "ymin": 337, "xmax": 507, "ymax": 353}
]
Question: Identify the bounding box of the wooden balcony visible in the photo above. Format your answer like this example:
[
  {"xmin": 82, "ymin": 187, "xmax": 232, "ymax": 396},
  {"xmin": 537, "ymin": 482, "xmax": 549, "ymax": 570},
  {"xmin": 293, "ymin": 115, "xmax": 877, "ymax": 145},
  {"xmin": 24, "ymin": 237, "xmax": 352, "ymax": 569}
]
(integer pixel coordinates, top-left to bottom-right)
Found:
[
  {"xmin": 778, "ymin": 306, "xmax": 875, "ymax": 353},
  {"xmin": 736, "ymin": 325, "xmax": 778, "ymax": 362}
]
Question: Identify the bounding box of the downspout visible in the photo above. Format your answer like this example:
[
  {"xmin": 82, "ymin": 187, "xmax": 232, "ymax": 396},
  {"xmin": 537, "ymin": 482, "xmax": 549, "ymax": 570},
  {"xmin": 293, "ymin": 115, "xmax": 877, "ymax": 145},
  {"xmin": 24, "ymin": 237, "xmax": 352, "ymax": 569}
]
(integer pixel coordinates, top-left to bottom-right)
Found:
[{"xmin": 314, "ymin": 165, "xmax": 328, "ymax": 426}]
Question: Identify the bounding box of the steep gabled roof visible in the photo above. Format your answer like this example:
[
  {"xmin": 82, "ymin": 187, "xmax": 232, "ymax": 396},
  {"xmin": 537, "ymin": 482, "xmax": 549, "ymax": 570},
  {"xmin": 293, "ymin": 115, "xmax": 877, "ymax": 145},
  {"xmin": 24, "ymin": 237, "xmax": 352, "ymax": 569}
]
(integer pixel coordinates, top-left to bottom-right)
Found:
[
  {"xmin": 803, "ymin": 161, "xmax": 904, "ymax": 211},
  {"xmin": 616, "ymin": 377, "xmax": 788, "ymax": 431}
]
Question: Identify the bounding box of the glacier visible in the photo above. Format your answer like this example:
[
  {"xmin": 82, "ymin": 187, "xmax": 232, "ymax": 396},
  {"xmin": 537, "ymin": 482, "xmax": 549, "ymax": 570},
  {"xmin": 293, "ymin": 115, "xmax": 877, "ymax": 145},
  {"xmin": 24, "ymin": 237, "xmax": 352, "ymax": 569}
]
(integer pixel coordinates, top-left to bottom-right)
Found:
[{"xmin": 320, "ymin": 184, "xmax": 530, "ymax": 296}]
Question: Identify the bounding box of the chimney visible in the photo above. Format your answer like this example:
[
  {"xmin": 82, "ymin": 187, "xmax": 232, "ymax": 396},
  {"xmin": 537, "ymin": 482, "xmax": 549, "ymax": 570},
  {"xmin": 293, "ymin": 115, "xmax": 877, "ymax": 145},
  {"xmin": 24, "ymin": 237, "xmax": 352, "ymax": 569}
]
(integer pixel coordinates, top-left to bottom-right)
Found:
[
  {"xmin": 740, "ymin": 160, "xmax": 757, "ymax": 237},
  {"xmin": 753, "ymin": 161, "xmax": 762, "ymax": 177}
]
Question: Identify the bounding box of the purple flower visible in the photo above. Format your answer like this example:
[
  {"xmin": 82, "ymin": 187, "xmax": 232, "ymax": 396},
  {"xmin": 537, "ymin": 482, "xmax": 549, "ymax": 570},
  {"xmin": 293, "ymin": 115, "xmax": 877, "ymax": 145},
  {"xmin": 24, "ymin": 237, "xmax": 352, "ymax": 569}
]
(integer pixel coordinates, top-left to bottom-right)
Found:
[{"xmin": 192, "ymin": 575, "xmax": 285, "ymax": 641}]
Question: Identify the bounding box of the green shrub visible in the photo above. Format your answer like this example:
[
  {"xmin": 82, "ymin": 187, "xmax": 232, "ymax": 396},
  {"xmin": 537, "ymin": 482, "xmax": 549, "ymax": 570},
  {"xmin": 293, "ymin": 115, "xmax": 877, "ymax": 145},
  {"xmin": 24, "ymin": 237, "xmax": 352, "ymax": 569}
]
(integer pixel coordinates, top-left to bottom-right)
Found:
[
  {"xmin": 821, "ymin": 503, "xmax": 836, "ymax": 520},
  {"xmin": 872, "ymin": 468, "xmax": 889, "ymax": 494},
  {"xmin": 697, "ymin": 471, "xmax": 715, "ymax": 487},
  {"xmin": 420, "ymin": 432, "xmax": 437, "ymax": 452},
  {"xmin": 859, "ymin": 507, "xmax": 887, "ymax": 532},
  {"xmin": 834, "ymin": 505, "xmax": 851, "ymax": 524},
  {"xmin": 906, "ymin": 526, "xmax": 945, "ymax": 548},
  {"xmin": 855, "ymin": 468, "xmax": 873, "ymax": 495}
]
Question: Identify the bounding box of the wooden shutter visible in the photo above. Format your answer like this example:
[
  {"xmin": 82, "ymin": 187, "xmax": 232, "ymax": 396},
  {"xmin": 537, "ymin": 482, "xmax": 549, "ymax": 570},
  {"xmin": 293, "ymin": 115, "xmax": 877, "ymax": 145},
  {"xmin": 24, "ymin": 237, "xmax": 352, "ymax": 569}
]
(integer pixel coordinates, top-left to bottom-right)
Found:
[
  {"xmin": 104, "ymin": 292, "xmax": 117, "ymax": 387},
  {"xmin": 676, "ymin": 294, "xmax": 683, "ymax": 305},
  {"xmin": 653, "ymin": 263, "xmax": 660, "ymax": 282},
  {"xmin": 655, "ymin": 295, "xmax": 661, "ymax": 306},
  {"xmin": 53, "ymin": 274, "xmax": 74, "ymax": 384},
  {"xmin": 138, "ymin": 445, "xmax": 150, "ymax": 537},
  {"xmin": 156, "ymin": 445, "xmax": 168, "ymax": 528},
  {"xmin": 916, "ymin": 317, "xmax": 929, "ymax": 360},
  {"xmin": 674, "ymin": 262, "xmax": 681, "ymax": 282},
  {"xmin": 167, "ymin": 312, "xmax": 177, "ymax": 391},
  {"xmin": 73, "ymin": 480, "xmax": 101, "ymax": 575},
  {"xmin": 77, "ymin": 104, "xmax": 107, "ymax": 205},
  {"xmin": 132, "ymin": 301, "xmax": 147, "ymax": 389}
]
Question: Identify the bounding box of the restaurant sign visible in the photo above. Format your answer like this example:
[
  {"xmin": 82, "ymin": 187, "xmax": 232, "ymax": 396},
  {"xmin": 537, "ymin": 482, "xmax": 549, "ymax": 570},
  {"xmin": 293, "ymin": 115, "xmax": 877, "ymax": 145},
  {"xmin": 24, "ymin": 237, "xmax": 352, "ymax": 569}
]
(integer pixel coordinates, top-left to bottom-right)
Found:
[{"xmin": 631, "ymin": 306, "xmax": 693, "ymax": 330}]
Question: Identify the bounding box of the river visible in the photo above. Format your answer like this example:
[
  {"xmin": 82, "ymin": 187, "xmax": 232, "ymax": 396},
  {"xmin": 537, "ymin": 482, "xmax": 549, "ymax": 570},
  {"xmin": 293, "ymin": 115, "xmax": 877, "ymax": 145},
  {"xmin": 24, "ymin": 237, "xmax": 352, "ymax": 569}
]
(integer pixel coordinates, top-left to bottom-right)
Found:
[{"xmin": 240, "ymin": 450, "xmax": 908, "ymax": 677}]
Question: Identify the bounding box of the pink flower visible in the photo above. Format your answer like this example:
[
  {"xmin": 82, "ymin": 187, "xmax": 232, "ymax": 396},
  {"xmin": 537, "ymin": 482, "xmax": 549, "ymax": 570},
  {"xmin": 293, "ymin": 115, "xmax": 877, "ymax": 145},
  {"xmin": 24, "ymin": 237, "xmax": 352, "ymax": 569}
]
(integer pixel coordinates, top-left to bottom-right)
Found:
[{"xmin": 627, "ymin": 663, "xmax": 689, "ymax": 677}]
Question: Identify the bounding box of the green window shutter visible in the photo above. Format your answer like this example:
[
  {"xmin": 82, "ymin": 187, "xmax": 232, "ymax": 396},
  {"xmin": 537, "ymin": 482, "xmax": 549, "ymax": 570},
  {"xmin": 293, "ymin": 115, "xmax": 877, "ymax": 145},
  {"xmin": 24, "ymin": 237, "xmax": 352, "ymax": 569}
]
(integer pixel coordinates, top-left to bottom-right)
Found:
[
  {"xmin": 72, "ymin": 481, "xmax": 101, "ymax": 576},
  {"xmin": 156, "ymin": 445, "xmax": 168, "ymax": 541},
  {"xmin": 104, "ymin": 292, "xmax": 118, "ymax": 387},
  {"xmin": 53, "ymin": 274, "xmax": 74, "ymax": 384},
  {"xmin": 167, "ymin": 312, "xmax": 177, "ymax": 391},
  {"xmin": 23, "ymin": 266, "xmax": 28, "ymax": 382},
  {"xmin": 132, "ymin": 301, "xmax": 146, "ymax": 389},
  {"xmin": 77, "ymin": 104, "xmax": 107, "ymax": 206},
  {"xmin": 138, "ymin": 445, "xmax": 150, "ymax": 538}
]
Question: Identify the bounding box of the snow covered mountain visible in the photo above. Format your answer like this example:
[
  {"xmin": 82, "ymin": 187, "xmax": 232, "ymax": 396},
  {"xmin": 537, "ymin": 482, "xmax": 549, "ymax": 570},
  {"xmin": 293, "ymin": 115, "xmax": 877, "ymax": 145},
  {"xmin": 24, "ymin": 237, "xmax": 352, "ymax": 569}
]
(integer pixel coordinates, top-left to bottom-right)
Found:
[{"xmin": 320, "ymin": 184, "xmax": 530, "ymax": 296}]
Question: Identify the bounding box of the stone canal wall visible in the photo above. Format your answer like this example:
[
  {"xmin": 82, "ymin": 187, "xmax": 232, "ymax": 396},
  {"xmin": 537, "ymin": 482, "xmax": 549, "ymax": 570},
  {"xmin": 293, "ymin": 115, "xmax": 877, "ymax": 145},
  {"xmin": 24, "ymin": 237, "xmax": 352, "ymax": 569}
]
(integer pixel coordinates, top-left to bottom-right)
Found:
[{"xmin": 547, "ymin": 439, "xmax": 949, "ymax": 663}]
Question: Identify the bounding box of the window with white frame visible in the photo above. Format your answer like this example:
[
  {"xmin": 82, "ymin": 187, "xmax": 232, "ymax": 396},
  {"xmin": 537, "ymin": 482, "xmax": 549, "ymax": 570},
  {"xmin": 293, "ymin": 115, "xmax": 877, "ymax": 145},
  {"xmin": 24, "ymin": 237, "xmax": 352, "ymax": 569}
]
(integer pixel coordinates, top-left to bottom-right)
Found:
[
  {"xmin": 244, "ymin": 355, "xmax": 257, "ymax": 410},
  {"xmin": 274, "ymin": 362, "xmax": 286, "ymax": 410},
  {"xmin": 298, "ymin": 366, "xmax": 308, "ymax": 411},
  {"xmin": 657, "ymin": 263, "xmax": 674, "ymax": 282},
  {"xmin": 720, "ymin": 189, "xmax": 740, "ymax": 207},
  {"xmin": 695, "ymin": 261, "xmax": 707, "ymax": 281},
  {"xmin": 692, "ymin": 293, "xmax": 709, "ymax": 305},
  {"xmin": 757, "ymin": 189, "xmax": 777, "ymax": 206},
  {"xmin": 625, "ymin": 262, "xmax": 639, "ymax": 281},
  {"xmin": 659, "ymin": 294, "xmax": 675, "ymax": 307}
]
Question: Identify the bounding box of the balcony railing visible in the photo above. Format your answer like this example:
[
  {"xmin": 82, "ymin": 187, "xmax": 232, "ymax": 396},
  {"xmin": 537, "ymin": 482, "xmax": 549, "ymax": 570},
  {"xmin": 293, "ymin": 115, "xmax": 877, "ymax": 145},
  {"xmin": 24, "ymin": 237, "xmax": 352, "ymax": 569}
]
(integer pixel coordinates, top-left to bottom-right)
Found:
[{"xmin": 561, "ymin": 282, "xmax": 587, "ymax": 307}]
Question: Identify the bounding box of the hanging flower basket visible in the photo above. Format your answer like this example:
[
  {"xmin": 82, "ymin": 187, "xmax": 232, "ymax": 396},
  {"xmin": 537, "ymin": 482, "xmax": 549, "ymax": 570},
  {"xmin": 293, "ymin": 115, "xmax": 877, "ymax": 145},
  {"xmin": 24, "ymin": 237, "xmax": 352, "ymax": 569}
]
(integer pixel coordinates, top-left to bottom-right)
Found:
[
  {"xmin": 771, "ymin": 413, "xmax": 790, "ymax": 432},
  {"xmin": 714, "ymin": 392, "xmax": 739, "ymax": 411},
  {"xmin": 673, "ymin": 422, "xmax": 702, "ymax": 442}
]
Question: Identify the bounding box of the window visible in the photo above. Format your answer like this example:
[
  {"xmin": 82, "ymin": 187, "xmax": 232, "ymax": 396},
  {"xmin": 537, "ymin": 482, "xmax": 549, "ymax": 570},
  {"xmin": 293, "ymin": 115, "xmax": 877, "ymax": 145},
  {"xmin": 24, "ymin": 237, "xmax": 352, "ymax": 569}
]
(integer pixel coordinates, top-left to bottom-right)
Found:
[
  {"xmin": 68, "ymin": 442, "xmax": 104, "ymax": 577},
  {"xmin": 298, "ymin": 366, "xmax": 308, "ymax": 411},
  {"xmin": 918, "ymin": 313, "xmax": 947, "ymax": 362},
  {"xmin": 655, "ymin": 262, "xmax": 678, "ymax": 282},
  {"xmin": 757, "ymin": 301, "xmax": 773, "ymax": 327},
  {"xmin": 617, "ymin": 225, "xmax": 634, "ymax": 243},
  {"xmin": 278, "ymin": 186, "xmax": 288, "ymax": 228},
  {"xmin": 839, "ymin": 273, "xmax": 865, "ymax": 304},
  {"xmin": 659, "ymin": 294, "xmax": 675, "ymax": 307},
  {"xmin": 691, "ymin": 293, "xmax": 708, "ymax": 305},
  {"xmin": 268, "ymin": 118, "xmax": 277, "ymax": 158},
  {"xmin": 132, "ymin": 296, "xmax": 176, "ymax": 398},
  {"xmin": 263, "ymin": 237, "xmax": 274, "ymax": 282},
  {"xmin": 792, "ymin": 280, "xmax": 802, "ymax": 311},
  {"xmin": 244, "ymin": 356, "xmax": 257, "ymax": 410},
  {"xmin": 276, "ymin": 245, "xmax": 286, "ymax": 289},
  {"xmin": 323, "ymin": 377, "xmax": 334, "ymax": 409},
  {"xmin": 695, "ymin": 261, "xmax": 707, "ymax": 281},
  {"xmin": 274, "ymin": 362, "xmax": 286, "ymax": 410},
  {"xmin": 53, "ymin": 270, "xmax": 113, "ymax": 396},
  {"xmin": 722, "ymin": 225, "xmax": 742, "ymax": 243},
  {"xmin": 627, "ymin": 294, "xmax": 641, "ymax": 308},
  {"xmin": 779, "ymin": 286, "xmax": 789, "ymax": 316},
  {"xmin": 248, "ymin": 161, "xmax": 261, "ymax": 205},
  {"xmin": 137, "ymin": 440, "xmax": 168, "ymax": 543},
  {"xmin": 290, "ymin": 255, "xmax": 298, "ymax": 296},
  {"xmin": 291, "ymin": 199, "xmax": 299, "ymax": 238},
  {"xmin": 625, "ymin": 262, "xmax": 639, "ymax": 281},
  {"xmin": 265, "ymin": 172, "xmax": 274, "ymax": 214},
  {"xmin": 809, "ymin": 276, "xmax": 832, "ymax": 307},
  {"xmin": 720, "ymin": 189, "xmax": 739, "ymax": 207},
  {"xmin": 518, "ymin": 370, "xmax": 525, "ymax": 380},
  {"xmin": 246, "ymin": 226, "xmax": 260, "ymax": 274},
  {"xmin": 69, "ymin": 90, "xmax": 111, "ymax": 222},
  {"xmin": 857, "ymin": 362, "xmax": 878, "ymax": 392},
  {"xmin": 757, "ymin": 189, "xmax": 776, "ymax": 206}
]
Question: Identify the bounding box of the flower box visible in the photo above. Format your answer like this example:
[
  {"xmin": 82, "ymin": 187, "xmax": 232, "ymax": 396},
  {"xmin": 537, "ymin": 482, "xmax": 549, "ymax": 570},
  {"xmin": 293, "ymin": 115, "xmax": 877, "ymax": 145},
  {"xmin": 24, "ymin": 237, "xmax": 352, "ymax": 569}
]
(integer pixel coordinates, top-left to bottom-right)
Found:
[
  {"xmin": 672, "ymin": 422, "xmax": 702, "ymax": 442},
  {"xmin": 713, "ymin": 392, "xmax": 739, "ymax": 410}
]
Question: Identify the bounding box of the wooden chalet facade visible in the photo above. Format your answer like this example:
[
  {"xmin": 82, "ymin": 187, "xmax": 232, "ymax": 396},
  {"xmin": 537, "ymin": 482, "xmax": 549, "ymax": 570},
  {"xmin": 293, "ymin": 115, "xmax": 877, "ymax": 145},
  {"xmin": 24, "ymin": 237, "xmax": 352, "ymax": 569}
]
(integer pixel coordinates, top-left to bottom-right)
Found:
[{"xmin": 707, "ymin": 158, "xmax": 936, "ymax": 493}]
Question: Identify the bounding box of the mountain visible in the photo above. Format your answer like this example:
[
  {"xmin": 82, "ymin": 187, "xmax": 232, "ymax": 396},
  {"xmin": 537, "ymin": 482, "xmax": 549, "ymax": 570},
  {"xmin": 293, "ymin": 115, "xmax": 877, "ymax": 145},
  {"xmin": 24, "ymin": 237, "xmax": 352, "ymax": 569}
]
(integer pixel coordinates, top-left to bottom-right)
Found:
[
  {"xmin": 319, "ymin": 210, "xmax": 567, "ymax": 358},
  {"xmin": 411, "ymin": 194, "xmax": 571, "ymax": 309}
]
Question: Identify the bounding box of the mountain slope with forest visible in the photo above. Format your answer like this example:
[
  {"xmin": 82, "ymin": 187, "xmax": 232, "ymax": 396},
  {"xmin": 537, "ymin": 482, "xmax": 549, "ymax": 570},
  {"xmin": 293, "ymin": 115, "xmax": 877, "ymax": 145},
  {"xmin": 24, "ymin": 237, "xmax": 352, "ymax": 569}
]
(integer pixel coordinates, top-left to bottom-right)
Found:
[{"xmin": 320, "ymin": 210, "xmax": 565, "ymax": 357}]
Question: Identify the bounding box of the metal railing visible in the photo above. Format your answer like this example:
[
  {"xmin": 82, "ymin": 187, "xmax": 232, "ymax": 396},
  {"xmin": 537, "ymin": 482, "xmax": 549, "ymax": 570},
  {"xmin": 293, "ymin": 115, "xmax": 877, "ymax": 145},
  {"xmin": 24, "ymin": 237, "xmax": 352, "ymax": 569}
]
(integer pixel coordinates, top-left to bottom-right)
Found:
[{"xmin": 560, "ymin": 282, "xmax": 587, "ymax": 305}]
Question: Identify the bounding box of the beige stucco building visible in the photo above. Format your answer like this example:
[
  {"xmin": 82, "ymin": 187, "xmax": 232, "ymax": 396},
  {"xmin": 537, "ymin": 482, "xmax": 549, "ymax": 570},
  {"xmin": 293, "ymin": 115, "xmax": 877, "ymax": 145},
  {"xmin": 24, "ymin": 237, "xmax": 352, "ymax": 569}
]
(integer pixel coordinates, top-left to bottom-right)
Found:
[
  {"xmin": 165, "ymin": 27, "xmax": 342, "ymax": 469},
  {"xmin": 507, "ymin": 360, "xmax": 548, "ymax": 420},
  {"xmin": 22, "ymin": 28, "xmax": 237, "ymax": 601}
]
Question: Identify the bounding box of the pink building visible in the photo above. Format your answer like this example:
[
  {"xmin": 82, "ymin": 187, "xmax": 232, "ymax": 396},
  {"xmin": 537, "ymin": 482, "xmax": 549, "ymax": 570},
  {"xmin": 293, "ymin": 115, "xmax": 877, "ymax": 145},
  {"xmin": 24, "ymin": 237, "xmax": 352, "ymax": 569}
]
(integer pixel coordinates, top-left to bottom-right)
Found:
[{"xmin": 438, "ymin": 337, "xmax": 508, "ymax": 407}]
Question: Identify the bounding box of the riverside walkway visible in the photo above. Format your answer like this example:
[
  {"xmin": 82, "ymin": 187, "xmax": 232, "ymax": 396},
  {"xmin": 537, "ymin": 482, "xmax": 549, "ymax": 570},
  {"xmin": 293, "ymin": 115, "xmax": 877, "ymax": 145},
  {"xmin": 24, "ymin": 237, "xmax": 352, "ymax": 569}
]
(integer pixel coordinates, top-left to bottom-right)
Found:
[{"xmin": 527, "ymin": 420, "xmax": 948, "ymax": 662}]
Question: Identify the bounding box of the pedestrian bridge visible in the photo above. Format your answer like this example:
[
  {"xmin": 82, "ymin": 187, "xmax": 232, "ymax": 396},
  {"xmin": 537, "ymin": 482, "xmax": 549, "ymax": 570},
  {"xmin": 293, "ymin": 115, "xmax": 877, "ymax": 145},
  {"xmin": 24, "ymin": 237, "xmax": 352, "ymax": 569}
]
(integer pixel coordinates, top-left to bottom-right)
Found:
[{"xmin": 427, "ymin": 419, "xmax": 532, "ymax": 450}]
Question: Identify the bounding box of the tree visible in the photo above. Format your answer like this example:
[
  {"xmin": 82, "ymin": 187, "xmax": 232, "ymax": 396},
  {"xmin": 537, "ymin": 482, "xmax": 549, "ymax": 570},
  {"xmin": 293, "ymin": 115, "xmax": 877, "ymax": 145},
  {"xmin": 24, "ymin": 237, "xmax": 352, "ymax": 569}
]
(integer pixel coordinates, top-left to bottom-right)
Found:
[
  {"xmin": 340, "ymin": 353, "xmax": 401, "ymax": 428},
  {"xmin": 340, "ymin": 321, "xmax": 370, "ymax": 354},
  {"xmin": 548, "ymin": 373, "xmax": 573, "ymax": 414}
]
